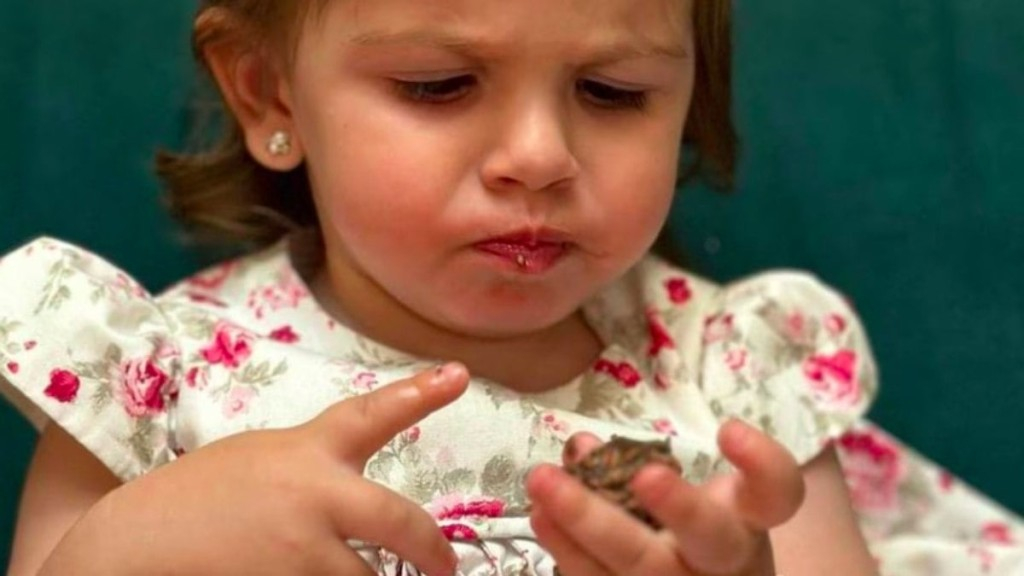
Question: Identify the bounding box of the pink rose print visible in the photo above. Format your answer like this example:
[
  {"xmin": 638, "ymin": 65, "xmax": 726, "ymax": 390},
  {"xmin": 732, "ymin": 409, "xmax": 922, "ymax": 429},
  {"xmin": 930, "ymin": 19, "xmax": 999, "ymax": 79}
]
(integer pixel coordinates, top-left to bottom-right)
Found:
[
  {"xmin": 441, "ymin": 524, "xmax": 479, "ymax": 541},
  {"xmin": 664, "ymin": 277, "xmax": 692, "ymax": 305},
  {"xmin": 653, "ymin": 418, "xmax": 677, "ymax": 436},
  {"xmin": 541, "ymin": 412, "xmax": 568, "ymax": 434},
  {"xmin": 352, "ymin": 372, "xmax": 379, "ymax": 392},
  {"xmin": 431, "ymin": 495, "xmax": 506, "ymax": 521},
  {"xmin": 115, "ymin": 358, "xmax": 170, "ymax": 417},
  {"xmin": 939, "ymin": 470, "xmax": 956, "ymax": 492},
  {"xmin": 24, "ymin": 340, "xmax": 37, "ymax": 351},
  {"xmin": 646, "ymin": 309, "xmax": 676, "ymax": 356},
  {"xmin": 45, "ymin": 369, "xmax": 81, "ymax": 403},
  {"xmin": 594, "ymin": 359, "xmax": 642, "ymax": 388},
  {"xmin": 185, "ymin": 292, "xmax": 228, "ymax": 307},
  {"xmin": 803, "ymin": 349, "xmax": 861, "ymax": 407},
  {"xmin": 402, "ymin": 426, "xmax": 422, "ymax": 444},
  {"xmin": 187, "ymin": 261, "xmax": 238, "ymax": 290},
  {"xmin": 185, "ymin": 366, "xmax": 209, "ymax": 390},
  {"xmin": 114, "ymin": 272, "xmax": 147, "ymax": 299},
  {"xmin": 785, "ymin": 312, "xmax": 807, "ymax": 341},
  {"xmin": 980, "ymin": 522, "xmax": 1014, "ymax": 545},
  {"xmin": 5, "ymin": 362, "xmax": 18, "ymax": 374},
  {"xmin": 154, "ymin": 341, "xmax": 180, "ymax": 362},
  {"xmin": 703, "ymin": 313, "xmax": 734, "ymax": 343},
  {"xmin": 222, "ymin": 386, "xmax": 256, "ymax": 419},
  {"xmin": 967, "ymin": 544, "xmax": 996, "ymax": 573},
  {"xmin": 246, "ymin": 271, "xmax": 309, "ymax": 320},
  {"xmin": 201, "ymin": 323, "xmax": 254, "ymax": 369},
  {"xmin": 435, "ymin": 446, "xmax": 456, "ymax": 468},
  {"xmin": 268, "ymin": 326, "xmax": 300, "ymax": 344},
  {"xmin": 825, "ymin": 314, "xmax": 848, "ymax": 336},
  {"xmin": 725, "ymin": 348, "xmax": 747, "ymax": 372},
  {"xmin": 837, "ymin": 429, "xmax": 906, "ymax": 512}
]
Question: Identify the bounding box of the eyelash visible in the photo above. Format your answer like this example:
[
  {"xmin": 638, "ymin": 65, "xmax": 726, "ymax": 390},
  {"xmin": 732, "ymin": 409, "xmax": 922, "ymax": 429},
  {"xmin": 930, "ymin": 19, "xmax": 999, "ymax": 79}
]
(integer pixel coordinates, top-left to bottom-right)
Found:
[{"xmin": 392, "ymin": 76, "xmax": 649, "ymax": 110}]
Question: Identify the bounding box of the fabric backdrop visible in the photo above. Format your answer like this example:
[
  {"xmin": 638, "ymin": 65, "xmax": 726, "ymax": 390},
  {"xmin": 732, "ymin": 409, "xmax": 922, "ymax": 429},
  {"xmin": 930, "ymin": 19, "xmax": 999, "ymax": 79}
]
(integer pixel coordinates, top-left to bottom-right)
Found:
[{"xmin": 1, "ymin": 0, "xmax": 1021, "ymax": 566}]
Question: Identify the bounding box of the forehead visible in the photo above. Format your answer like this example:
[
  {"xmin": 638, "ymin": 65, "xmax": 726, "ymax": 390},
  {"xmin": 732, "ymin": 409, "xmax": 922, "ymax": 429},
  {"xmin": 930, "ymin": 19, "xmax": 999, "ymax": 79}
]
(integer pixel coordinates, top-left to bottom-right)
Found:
[{"xmin": 304, "ymin": 0, "xmax": 692, "ymax": 57}]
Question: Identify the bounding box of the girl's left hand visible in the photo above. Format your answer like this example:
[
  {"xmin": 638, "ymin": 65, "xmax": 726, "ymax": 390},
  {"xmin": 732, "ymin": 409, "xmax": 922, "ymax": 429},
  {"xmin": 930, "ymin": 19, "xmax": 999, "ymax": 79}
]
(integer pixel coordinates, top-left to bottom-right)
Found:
[{"xmin": 525, "ymin": 419, "xmax": 806, "ymax": 576}]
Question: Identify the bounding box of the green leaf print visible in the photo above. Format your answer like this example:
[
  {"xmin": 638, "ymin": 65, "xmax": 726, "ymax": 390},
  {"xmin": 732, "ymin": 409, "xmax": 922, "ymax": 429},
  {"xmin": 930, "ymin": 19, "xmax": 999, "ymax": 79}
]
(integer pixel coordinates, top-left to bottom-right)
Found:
[
  {"xmin": 365, "ymin": 452, "xmax": 398, "ymax": 481},
  {"xmin": 0, "ymin": 318, "xmax": 22, "ymax": 354},
  {"xmin": 406, "ymin": 468, "xmax": 443, "ymax": 503},
  {"xmin": 181, "ymin": 312, "xmax": 217, "ymax": 341},
  {"xmin": 237, "ymin": 360, "xmax": 287, "ymax": 388},
  {"xmin": 574, "ymin": 383, "xmax": 644, "ymax": 419},
  {"xmin": 575, "ymin": 377, "xmax": 624, "ymax": 417},
  {"xmin": 90, "ymin": 383, "xmax": 113, "ymax": 414},
  {"xmin": 480, "ymin": 454, "xmax": 518, "ymax": 497},
  {"xmin": 688, "ymin": 452, "xmax": 713, "ymax": 483},
  {"xmin": 482, "ymin": 383, "xmax": 519, "ymax": 410},
  {"xmin": 73, "ymin": 353, "xmax": 111, "ymax": 381},
  {"xmin": 104, "ymin": 344, "xmax": 122, "ymax": 366},
  {"xmin": 440, "ymin": 468, "xmax": 477, "ymax": 495},
  {"xmin": 128, "ymin": 418, "xmax": 156, "ymax": 468}
]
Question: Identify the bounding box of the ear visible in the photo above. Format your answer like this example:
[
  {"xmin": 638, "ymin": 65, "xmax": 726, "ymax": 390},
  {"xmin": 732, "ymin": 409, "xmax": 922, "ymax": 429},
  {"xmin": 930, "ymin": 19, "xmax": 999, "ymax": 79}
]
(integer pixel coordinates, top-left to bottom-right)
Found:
[{"xmin": 203, "ymin": 37, "xmax": 304, "ymax": 172}]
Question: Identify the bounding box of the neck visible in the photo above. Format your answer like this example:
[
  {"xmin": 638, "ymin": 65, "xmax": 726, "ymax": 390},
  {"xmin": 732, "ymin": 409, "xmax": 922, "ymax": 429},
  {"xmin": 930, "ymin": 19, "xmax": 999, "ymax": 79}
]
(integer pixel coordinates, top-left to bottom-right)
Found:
[{"xmin": 311, "ymin": 262, "xmax": 603, "ymax": 395}]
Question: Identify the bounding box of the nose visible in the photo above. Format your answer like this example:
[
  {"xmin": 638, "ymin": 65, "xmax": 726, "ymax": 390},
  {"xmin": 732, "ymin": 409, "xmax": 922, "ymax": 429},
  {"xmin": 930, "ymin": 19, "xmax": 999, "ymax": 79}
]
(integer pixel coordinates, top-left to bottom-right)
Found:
[{"xmin": 480, "ymin": 97, "xmax": 581, "ymax": 193}]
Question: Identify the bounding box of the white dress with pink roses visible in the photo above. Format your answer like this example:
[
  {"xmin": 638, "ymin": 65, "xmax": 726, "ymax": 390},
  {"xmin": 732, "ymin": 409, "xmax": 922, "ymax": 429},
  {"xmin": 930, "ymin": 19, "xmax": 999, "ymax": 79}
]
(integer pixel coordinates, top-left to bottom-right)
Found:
[{"xmin": 0, "ymin": 236, "xmax": 1021, "ymax": 575}]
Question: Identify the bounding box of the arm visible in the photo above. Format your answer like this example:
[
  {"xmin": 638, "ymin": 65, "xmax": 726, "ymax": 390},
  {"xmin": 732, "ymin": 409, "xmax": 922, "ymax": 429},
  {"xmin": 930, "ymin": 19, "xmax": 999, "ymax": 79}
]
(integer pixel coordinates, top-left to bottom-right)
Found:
[
  {"xmin": 772, "ymin": 445, "xmax": 877, "ymax": 575},
  {"xmin": 7, "ymin": 423, "xmax": 121, "ymax": 576},
  {"xmin": 6, "ymin": 366, "xmax": 467, "ymax": 576}
]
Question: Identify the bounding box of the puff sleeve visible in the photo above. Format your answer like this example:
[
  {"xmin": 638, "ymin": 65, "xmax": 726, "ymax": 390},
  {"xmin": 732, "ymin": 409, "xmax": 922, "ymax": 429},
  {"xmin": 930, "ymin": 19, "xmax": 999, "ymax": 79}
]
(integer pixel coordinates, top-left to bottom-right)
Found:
[
  {"xmin": 0, "ymin": 237, "xmax": 180, "ymax": 481},
  {"xmin": 699, "ymin": 271, "xmax": 878, "ymax": 465}
]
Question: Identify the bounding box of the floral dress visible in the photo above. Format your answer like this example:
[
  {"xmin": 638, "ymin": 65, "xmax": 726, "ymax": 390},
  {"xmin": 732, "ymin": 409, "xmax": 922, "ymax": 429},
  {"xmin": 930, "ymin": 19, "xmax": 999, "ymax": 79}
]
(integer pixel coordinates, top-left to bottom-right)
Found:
[{"xmin": 0, "ymin": 236, "xmax": 1021, "ymax": 575}]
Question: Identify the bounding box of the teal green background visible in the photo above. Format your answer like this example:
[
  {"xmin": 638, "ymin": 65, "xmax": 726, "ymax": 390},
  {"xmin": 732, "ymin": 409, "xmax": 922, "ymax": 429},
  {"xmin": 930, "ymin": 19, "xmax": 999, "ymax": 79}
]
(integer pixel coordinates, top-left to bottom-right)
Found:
[{"xmin": 2, "ymin": 0, "xmax": 1022, "ymax": 567}]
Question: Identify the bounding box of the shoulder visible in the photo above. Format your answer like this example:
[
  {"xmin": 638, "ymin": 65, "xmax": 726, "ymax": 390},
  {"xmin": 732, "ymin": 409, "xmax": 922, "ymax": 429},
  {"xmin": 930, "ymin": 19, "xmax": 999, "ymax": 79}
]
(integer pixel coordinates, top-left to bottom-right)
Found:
[
  {"xmin": 631, "ymin": 256, "xmax": 878, "ymax": 465},
  {"xmin": 630, "ymin": 256, "xmax": 872, "ymax": 360},
  {"xmin": 0, "ymin": 237, "xmax": 181, "ymax": 479}
]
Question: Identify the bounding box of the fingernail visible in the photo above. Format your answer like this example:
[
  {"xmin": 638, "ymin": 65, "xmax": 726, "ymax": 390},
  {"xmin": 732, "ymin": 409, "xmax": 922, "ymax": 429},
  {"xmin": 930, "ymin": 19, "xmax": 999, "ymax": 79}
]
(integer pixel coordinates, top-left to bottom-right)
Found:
[{"xmin": 430, "ymin": 362, "xmax": 465, "ymax": 387}]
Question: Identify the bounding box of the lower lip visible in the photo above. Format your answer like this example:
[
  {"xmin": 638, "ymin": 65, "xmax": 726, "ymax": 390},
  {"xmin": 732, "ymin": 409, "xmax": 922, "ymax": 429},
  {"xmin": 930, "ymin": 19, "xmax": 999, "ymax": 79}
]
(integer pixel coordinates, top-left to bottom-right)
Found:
[{"xmin": 474, "ymin": 242, "xmax": 569, "ymax": 274}]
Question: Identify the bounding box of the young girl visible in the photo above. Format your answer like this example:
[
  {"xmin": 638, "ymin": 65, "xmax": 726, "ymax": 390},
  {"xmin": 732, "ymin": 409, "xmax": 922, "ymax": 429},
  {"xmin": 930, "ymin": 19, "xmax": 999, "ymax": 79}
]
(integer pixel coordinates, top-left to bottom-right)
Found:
[{"xmin": 1, "ymin": 0, "xmax": 1021, "ymax": 574}]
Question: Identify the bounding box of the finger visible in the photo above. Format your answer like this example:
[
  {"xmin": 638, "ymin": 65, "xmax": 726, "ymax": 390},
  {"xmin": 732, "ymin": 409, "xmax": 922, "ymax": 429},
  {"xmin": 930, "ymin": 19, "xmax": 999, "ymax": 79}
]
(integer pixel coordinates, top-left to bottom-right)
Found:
[
  {"xmin": 317, "ymin": 362, "xmax": 470, "ymax": 463},
  {"xmin": 632, "ymin": 464, "xmax": 755, "ymax": 573},
  {"xmin": 562, "ymin": 432, "xmax": 603, "ymax": 466},
  {"xmin": 527, "ymin": 464, "xmax": 682, "ymax": 575},
  {"xmin": 330, "ymin": 476, "xmax": 458, "ymax": 576},
  {"xmin": 717, "ymin": 419, "xmax": 805, "ymax": 529},
  {"xmin": 530, "ymin": 505, "xmax": 614, "ymax": 576}
]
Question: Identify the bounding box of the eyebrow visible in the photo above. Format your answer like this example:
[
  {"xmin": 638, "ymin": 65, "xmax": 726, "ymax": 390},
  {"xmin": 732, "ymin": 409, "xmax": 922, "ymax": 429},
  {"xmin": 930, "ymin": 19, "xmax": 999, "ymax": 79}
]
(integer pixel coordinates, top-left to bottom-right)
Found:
[{"xmin": 345, "ymin": 29, "xmax": 689, "ymax": 61}]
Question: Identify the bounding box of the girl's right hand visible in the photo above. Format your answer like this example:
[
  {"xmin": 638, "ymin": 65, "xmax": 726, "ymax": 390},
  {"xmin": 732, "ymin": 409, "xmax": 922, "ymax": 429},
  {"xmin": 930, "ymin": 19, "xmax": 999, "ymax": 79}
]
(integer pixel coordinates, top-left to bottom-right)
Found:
[{"xmin": 39, "ymin": 363, "xmax": 470, "ymax": 576}]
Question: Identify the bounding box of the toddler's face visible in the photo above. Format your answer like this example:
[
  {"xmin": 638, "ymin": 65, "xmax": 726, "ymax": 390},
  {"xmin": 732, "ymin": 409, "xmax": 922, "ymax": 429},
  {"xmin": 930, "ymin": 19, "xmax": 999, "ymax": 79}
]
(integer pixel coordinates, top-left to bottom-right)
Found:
[{"xmin": 287, "ymin": 0, "xmax": 694, "ymax": 337}]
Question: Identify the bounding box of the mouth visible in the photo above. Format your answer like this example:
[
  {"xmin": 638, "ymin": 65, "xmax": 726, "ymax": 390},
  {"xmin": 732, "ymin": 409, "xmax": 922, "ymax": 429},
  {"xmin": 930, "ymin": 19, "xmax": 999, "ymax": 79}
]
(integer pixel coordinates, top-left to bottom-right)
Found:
[{"xmin": 473, "ymin": 228, "xmax": 572, "ymax": 274}]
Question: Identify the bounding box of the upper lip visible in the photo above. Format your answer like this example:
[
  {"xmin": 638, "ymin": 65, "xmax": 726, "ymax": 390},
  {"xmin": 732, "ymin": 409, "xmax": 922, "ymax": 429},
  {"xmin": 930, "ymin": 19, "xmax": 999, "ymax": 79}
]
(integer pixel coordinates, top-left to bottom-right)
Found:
[{"xmin": 475, "ymin": 228, "xmax": 571, "ymax": 246}]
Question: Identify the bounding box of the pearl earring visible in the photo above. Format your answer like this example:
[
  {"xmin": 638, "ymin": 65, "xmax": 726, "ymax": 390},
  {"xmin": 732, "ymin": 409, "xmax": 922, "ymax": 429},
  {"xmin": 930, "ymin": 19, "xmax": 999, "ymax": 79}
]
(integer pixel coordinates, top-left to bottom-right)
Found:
[{"xmin": 267, "ymin": 131, "xmax": 292, "ymax": 157}]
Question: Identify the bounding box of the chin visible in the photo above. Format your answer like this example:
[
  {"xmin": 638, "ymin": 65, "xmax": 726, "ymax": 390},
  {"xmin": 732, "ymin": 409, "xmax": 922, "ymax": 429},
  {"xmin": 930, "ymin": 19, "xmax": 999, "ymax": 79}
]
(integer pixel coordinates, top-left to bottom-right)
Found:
[{"xmin": 438, "ymin": 305, "xmax": 578, "ymax": 341}]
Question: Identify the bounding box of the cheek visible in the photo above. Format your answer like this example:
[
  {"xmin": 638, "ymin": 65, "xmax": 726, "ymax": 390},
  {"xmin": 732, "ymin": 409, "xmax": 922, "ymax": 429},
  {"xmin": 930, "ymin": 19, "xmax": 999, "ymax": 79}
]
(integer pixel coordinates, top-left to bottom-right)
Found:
[
  {"xmin": 594, "ymin": 130, "xmax": 681, "ymax": 242},
  {"xmin": 302, "ymin": 109, "xmax": 459, "ymax": 244}
]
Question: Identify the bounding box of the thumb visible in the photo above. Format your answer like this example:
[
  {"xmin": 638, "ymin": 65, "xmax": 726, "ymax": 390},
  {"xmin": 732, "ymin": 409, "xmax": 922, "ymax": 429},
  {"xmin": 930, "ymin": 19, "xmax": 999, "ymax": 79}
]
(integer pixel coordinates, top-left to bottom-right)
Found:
[{"xmin": 317, "ymin": 362, "xmax": 469, "ymax": 464}]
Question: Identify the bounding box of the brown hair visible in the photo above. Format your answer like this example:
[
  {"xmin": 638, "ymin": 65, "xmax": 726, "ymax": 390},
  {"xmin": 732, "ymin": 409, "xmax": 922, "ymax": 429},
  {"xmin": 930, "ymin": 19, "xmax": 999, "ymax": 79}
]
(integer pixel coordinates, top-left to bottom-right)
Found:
[{"xmin": 156, "ymin": 0, "xmax": 736, "ymax": 256}]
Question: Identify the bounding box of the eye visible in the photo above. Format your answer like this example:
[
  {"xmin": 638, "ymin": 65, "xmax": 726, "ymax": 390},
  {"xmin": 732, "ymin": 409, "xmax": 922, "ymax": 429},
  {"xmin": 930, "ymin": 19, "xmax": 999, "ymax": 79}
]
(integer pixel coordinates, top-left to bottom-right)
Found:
[
  {"xmin": 577, "ymin": 79, "xmax": 648, "ymax": 110},
  {"xmin": 393, "ymin": 76, "xmax": 477, "ymax": 104}
]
